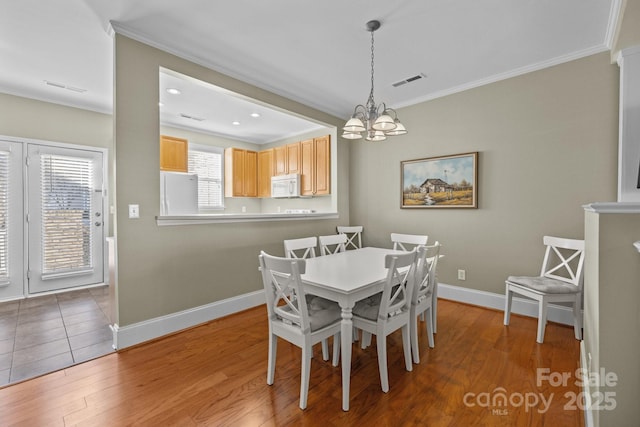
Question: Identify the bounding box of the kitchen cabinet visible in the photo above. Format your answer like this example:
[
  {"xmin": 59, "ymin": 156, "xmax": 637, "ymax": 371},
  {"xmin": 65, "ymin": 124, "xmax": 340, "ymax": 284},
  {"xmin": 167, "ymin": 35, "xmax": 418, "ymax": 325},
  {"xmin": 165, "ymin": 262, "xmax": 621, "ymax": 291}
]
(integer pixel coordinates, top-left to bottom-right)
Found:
[
  {"xmin": 258, "ymin": 149, "xmax": 274, "ymax": 198},
  {"xmin": 273, "ymin": 142, "xmax": 301, "ymax": 176},
  {"xmin": 160, "ymin": 135, "xmax": 188, "ymax": 172},
  {"xmin": 300, "ymin": 135, "xmax": 330, "ymax": 196},
  {"xmin": 274, "ymin": 145, "xmax": 287, "ymax": 176},
  {"xmin": 224, "ymin": 148, "xmax": 258, "ymax": 197},
  {"xmin": 286, "ymin": 142, "xmax": 301, "ymax": 174}
]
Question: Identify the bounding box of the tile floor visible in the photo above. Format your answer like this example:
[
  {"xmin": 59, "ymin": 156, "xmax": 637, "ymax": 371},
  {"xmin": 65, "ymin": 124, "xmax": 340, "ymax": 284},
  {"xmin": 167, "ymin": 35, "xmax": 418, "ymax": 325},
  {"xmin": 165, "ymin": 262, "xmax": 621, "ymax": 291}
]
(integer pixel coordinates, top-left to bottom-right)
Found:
[{"xmin": 0, "ymin": 286, "xmax": 114, "ymax": 386}]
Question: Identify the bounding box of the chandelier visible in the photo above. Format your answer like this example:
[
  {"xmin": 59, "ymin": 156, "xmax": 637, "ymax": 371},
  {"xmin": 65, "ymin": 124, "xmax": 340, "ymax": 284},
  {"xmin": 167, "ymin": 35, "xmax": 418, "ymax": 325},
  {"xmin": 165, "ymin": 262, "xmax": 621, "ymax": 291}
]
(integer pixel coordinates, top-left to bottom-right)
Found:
[{"xmin": 342, "ymin": 20, "xmax": 407, "ymax": 142}]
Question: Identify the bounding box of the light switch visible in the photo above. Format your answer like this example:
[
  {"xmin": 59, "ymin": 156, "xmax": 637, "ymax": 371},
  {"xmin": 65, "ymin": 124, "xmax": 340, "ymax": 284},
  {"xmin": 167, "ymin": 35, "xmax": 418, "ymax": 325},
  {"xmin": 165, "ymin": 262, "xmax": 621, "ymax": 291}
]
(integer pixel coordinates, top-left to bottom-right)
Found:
[{"xmin": 128, "ymin": 204, "xmax": 140, "ymax": 219}]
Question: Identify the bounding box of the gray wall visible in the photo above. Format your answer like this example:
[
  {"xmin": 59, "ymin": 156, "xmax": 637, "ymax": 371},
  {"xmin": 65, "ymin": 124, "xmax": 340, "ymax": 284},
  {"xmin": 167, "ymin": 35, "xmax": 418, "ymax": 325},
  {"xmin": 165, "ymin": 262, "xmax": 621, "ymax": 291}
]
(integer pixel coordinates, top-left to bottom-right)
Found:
[
  {"xmin": 0, "ymin": 92, "xmax": 112, "ymax": 148},
  {"xmin": 0, "ymin": 39, "xmax": 621, "ymax": 329},
  {"xmin": 114, "ymin": 34, "xmax": 348, "ymax": 326},
  {"xmin": 349, "ymin": 52, "xmax": 619, "ymax": 294}
]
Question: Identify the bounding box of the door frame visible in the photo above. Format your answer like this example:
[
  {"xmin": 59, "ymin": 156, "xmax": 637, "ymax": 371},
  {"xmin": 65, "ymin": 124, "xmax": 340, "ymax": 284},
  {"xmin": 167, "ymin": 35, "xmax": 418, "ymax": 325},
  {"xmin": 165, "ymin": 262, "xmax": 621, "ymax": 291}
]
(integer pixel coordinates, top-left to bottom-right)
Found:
[{"xmin": 0, "ymin": 134, "xmax": 109, "ymax": 300}]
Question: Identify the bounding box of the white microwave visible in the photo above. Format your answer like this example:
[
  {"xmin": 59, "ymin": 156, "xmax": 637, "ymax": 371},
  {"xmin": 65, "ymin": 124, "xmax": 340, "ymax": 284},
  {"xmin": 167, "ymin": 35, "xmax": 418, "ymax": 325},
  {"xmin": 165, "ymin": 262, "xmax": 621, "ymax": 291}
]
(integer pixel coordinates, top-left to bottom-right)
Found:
[{"xmin": 271, "ymin": 173, "xmax": 300, "ymax": 198}]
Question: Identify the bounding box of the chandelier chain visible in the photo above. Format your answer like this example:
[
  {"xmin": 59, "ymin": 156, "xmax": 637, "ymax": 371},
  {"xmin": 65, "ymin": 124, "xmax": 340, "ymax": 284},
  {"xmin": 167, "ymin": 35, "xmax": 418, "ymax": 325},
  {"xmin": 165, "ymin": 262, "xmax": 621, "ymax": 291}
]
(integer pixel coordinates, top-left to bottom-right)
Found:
[
  {"xmin": 342, "ymin": 19, "xmax": 407, "ymax": 141},
  {"xmin": 368, "ymin": 29, "xmax": 375, "ymax": 108}
]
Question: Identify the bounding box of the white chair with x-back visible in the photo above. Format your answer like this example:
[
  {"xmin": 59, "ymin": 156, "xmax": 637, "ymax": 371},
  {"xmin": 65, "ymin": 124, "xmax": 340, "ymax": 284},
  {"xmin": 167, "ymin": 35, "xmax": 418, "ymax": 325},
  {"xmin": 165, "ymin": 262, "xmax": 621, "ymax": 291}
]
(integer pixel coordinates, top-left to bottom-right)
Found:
[
  {"xmin": 319, "ymin": 233, "xmax": 347, "ymax": 256},
  {"xmin": 391, "ymin": 233, "xmax": 428, "ymax": 251},
  {"xmin": 503, "ymin": 236, "xmax": 585, "ymax": 344},
  {"xmin": 337, "ymin": 226, "xmax": 364, "ymax": 250},
  {"xmin": 284, "ymin": 237, "xmax": 318, "ymax": 259},
  {"xmin": 259, "ymin": 251, "xmax": 341, "ymax": 409}
]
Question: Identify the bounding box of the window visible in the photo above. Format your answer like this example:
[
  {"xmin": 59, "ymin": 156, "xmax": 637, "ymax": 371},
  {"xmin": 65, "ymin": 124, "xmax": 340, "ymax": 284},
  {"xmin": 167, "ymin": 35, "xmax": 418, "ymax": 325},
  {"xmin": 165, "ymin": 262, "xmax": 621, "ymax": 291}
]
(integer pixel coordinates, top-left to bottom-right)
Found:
[
  {"xmin": 0, "ymin": 150, "xmax": 10, "ymax": 283},
  {"xmin": 188, "ymin": 144, "xmax": 224, "ymax": 210},
  {"xmin": 39, "ymin": 154, "xmax": 93, "ymax": 274}
]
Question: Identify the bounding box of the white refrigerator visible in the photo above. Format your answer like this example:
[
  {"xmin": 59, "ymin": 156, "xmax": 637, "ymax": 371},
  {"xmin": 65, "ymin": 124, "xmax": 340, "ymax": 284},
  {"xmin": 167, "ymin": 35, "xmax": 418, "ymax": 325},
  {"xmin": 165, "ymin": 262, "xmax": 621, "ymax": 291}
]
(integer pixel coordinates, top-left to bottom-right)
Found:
[{"xmin": 160, "ymin": 171, "xmax": 199, "ymax": 215}]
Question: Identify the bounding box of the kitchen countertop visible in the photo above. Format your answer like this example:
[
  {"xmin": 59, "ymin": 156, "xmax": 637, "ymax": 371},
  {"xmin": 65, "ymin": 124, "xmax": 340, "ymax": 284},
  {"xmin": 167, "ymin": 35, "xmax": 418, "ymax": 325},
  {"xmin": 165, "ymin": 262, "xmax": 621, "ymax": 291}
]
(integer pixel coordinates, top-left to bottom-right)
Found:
[{"xmin": 155, "ymin": 211, "xmax": 339, "ymax": 226}]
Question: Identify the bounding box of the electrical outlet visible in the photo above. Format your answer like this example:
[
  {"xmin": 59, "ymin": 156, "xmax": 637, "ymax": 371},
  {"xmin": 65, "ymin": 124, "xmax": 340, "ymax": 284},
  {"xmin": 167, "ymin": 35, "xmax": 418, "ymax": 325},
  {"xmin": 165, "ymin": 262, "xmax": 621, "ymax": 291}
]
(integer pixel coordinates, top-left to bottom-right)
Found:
[
  {"xmin": 458, "ymin": 269, "xmax": 466, "ymax": 280},
  {"xmin": 128, "ymin": 204, "xmax": 140, "ymax": 219}
]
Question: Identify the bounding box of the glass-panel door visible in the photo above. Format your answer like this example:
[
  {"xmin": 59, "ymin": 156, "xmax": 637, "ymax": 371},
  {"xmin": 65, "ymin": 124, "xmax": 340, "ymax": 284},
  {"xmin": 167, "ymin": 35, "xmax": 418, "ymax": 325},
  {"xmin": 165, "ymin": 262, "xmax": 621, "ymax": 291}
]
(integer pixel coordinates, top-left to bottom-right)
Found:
[
  {"xmin": 27, "ymin": 144, "xmax": 104, "ymax": 293},
  {"xmin": 0, "ymin": 139, "xmax": 24, "ymax": 300}
]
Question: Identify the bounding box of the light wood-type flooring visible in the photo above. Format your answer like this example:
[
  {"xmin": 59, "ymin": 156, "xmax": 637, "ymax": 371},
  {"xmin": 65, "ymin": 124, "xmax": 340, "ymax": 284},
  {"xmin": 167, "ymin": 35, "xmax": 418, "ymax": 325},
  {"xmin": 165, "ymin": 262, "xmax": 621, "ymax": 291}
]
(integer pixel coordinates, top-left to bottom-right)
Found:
[{"xmin": 0, "ymin": 299, "xmax": 583, "ymax": 426}]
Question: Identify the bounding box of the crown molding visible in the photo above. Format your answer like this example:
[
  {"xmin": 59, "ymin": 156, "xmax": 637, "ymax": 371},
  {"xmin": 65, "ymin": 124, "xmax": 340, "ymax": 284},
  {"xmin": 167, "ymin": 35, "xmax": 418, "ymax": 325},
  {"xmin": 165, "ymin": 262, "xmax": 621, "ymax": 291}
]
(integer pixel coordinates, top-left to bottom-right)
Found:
[{"xmin": 394, "ymin": 44, "xmax": 610, "ymax": 110}]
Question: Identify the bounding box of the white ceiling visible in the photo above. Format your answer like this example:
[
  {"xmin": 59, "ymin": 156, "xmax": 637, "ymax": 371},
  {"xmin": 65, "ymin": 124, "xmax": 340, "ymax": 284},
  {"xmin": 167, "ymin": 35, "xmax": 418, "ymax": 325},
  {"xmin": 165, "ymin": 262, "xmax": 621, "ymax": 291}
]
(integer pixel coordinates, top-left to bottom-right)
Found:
[{"xmin": 0, "ymin": 0, "xmax": 619, "ymax": 143}]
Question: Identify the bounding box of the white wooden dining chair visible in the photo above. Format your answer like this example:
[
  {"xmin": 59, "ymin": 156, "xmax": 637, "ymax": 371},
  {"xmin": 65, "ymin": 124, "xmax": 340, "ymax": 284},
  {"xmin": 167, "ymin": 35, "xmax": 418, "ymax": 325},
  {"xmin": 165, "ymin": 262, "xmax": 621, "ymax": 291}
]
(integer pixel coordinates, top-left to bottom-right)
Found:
[
  {"xmin": 410, "ymin": 242, "xmax": 441, "ymax": 363},
  {"xmin": 503, "ymin": 236, "xmax": 585, "ymax": 344},
  {"xmin": 391, "ymin": 233, "xmax": 428, "ymax": 251},
  {"xmin": 284, "ymin": 237, "xmax": 317, "ymax": 259},
  {"xmin": 319, "ymin": 233, "xmax": 347, "ymax": 256},
  {"xmin": 337, "ymin": 226, "xmax": 363, "ymax": 250},
  {"xmin": 351, "ymin": 250, "xmax": 417, "ymax": 392},
  {"xmin": 259, "ymin": 251, "xmax": 341, "ymax": 410}
]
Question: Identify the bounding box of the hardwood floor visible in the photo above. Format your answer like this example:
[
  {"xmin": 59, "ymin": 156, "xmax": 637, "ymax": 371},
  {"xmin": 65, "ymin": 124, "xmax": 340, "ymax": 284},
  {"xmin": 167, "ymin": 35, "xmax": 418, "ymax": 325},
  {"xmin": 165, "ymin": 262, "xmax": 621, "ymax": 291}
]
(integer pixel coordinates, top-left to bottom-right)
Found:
[{"xmin": 0, "ymin": 299, "xmax": 583, "ymax": 426}]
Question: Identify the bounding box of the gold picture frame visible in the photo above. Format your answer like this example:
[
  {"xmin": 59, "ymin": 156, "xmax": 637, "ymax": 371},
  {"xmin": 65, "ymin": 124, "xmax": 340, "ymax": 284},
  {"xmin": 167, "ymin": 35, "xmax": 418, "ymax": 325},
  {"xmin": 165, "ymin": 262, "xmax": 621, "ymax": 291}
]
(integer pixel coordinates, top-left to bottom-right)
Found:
[{"xmin": 401, "ymin": 152, "xmax": 478, "ymax": 209}]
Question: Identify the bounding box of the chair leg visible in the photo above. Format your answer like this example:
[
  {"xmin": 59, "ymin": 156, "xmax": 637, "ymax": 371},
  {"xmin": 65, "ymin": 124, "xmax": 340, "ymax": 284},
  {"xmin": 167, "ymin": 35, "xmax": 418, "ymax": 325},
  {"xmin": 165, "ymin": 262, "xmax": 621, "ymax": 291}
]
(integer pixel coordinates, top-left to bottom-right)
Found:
[
  {"xmin": 573, "ymin": 293, "xmax": 582, "ymax": 340},
  {"xmin": 267, "ymin": 333, "xmax": 277, "ymax": 385},
  {"xmin": 361, "ymin": 331, "xmax": 372, "ymax": 349},
  {"xmin": 432, "ymin": 283, "xmax": 438, "ymax": 333},
  {"xmin": 401, "ymin": 324, "xmax": 413, "ymax": 372},
  {"xmin": 376, "ymin": 334, "xmax": 389, "ymax": 393},
  {"xmin": 537, "ymin": 300, "xmax": 548, "ymax": 344},
  {"xmin": 332, "ymin": 333, "xmax": 340, "ymax": 366},
  {"xmin": 299, "ymin": 344, "xmax": 312, "ymax": 410},
  {"xmin": 321, "ymin": 339, "xmax": 329, "ymax": 361},
  {"xmin": 426, "ymin": 308, "xmax": 435, "ymax": 348},
  {"xmin": 504, "ymin": 285, "xmax": 513, "ymax": 325},
  {"xmin": 410, "ymin": 312, "xmax": 420, "ymax": 364}
]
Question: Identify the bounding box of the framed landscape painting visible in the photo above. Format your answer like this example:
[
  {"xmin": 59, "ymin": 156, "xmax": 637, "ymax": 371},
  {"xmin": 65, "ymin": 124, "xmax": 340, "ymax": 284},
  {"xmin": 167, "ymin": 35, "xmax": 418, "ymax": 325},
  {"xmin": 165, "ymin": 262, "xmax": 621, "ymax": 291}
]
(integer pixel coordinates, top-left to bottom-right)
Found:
[{"xmin": 401, "ymin": 152, "xmax": 478, "ymax": 209}]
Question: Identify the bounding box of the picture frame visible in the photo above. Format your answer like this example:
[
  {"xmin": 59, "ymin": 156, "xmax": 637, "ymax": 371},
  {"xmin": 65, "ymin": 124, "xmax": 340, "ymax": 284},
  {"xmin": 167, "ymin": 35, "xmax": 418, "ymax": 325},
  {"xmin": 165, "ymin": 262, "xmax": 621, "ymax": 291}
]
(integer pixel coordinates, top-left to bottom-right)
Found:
[{"xmin": 401, "ymin": 152, "xmax": 478, "ymax": 209}]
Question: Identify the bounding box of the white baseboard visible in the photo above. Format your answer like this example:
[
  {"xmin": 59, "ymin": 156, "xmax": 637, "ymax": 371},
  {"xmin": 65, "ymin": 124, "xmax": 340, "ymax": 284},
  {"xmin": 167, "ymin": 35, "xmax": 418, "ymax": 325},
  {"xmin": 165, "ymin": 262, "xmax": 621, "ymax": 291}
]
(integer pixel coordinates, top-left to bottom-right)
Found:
[
  {"xmin": 112, "ymin": 283, "xmax": 577, "ymax": 350},
  {"xmin": 437, "ymin": 282, "xmax": 577, "ymax": 326},
  {"xmin": 112, "ymin": 290, "xmax": 265, "ymax": 349}
]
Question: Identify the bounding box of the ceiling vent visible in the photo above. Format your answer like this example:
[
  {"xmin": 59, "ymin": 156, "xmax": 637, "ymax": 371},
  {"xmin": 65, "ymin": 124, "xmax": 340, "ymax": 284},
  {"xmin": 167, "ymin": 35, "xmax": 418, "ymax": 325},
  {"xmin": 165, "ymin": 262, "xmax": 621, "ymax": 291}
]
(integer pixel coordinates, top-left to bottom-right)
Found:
[
  {"xmin": 44, "ymin": 80, "xmax": 87, "ymax": 93},
  {"xmin": 392, "ymin": 73, "xmax": 427, "ymax": 88},
  {"xmin": 179, "ymin": 113, "xmax": 205, "ymax": 122}
]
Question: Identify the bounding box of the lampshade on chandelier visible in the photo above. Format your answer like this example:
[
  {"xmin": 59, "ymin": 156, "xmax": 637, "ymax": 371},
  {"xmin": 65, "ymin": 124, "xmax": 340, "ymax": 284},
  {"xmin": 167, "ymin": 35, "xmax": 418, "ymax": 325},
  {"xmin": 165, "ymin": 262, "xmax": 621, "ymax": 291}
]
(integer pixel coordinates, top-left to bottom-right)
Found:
[{"xmin": 342, "ymin": 20, "xmax": 407, "ymax": 142}]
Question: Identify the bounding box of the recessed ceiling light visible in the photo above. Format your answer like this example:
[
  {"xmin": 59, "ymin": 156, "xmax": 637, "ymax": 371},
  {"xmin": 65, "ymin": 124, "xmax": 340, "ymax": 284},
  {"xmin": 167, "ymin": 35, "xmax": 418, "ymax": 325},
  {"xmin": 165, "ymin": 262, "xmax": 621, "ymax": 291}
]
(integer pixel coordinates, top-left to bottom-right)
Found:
[
  {"xmin": 232, "ymin": 121, "xmax": 240, "ymax": 126},
  {"xmin": 158, "ymin": 102, "xmax": 164, "ymax": 107},
  {"xmin": 250, "ymin": 112, "xmax": 261, "ymax": 118},
  {"xmin": 166, "ymin": 88, "xmax": 181, "ymax": 95}
]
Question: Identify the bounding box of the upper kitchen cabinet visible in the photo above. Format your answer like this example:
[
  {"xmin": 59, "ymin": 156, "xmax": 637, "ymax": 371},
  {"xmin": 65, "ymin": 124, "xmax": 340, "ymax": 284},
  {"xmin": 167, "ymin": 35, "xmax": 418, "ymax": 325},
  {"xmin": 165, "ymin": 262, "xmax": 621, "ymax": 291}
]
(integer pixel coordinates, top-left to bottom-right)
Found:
[
  {"xmin": 225, "ymin": 148, "xmax": 258, "ymax": 197},
  {"xmin": 160, "ymin": 135, "xmax": 188, "ymax": 172},
  {"xmin": 258, "ymin": 149, "xmax": 274, "ymax": 198},
  {"xmin": 300, "ymin": 135, "xmax": 330, "ymax": 196},
  {"xmin": 273, "ymin": 142, "xmax": 301, "ymax": 176},
  {"xmin": 286, "ymin": 142, "xmax": 301, "ymax": 175},
  {"xmin": 274, "ymin": 145, "xmax": 287, "ymax": 176}
]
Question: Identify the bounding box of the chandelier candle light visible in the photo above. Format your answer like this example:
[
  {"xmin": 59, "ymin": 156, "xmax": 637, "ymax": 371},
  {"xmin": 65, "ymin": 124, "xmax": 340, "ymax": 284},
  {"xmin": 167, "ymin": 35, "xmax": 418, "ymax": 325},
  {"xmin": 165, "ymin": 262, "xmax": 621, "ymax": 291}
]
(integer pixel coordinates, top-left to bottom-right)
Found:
[{"xmin": 342, "ymin": 20, "xmax": 407, "ymax": 142}]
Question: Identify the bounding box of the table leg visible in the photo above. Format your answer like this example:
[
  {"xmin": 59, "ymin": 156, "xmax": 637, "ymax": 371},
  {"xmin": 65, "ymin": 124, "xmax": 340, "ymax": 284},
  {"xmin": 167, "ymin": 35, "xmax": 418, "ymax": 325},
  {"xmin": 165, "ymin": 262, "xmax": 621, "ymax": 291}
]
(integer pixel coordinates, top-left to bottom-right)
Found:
[{"xmin": 340, "ymin": 305, "xmax": 353, "ymax": 411}]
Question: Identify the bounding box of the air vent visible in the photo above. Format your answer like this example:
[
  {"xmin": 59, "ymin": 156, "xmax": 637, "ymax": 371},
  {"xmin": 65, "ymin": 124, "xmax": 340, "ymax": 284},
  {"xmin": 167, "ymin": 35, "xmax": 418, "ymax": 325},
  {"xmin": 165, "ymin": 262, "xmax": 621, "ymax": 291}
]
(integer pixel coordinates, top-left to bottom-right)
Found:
[
  {"xmin": 66, "ymin": 86, "xmax": 87, "ymax": 93},
  {"xmin": 43, "ymin": 80, "xmax": 87, "ymax": 93},
  {"xmin": 179, "ymin": 113, "xmax": 205, "ymax": 122},
  {"xmin": 392, "ymin": 73, "xmax": 427, "ymax": 88}
]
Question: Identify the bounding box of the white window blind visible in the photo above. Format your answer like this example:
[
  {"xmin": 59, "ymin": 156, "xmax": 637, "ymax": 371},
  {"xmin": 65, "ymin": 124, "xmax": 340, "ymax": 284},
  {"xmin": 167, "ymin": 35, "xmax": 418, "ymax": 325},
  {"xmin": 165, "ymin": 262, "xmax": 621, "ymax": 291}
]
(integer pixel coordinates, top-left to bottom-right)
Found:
[
  {"xmin": 0, "ymin": 151, "xmax": 10, "ymax": 283},
  {"xmin": 40, "ymin": 154, "xmax": 93, "ymax": 274},
  {"xmin": 188, "ymin": 145, "xmax": 224, "ymax": 209}
]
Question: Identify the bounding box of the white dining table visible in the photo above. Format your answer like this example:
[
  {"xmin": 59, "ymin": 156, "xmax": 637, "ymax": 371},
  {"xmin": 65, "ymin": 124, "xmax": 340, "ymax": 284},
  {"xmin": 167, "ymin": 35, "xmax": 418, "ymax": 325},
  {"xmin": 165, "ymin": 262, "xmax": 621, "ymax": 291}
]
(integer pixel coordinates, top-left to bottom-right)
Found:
[{"xmin": 300, "ymin": 246, "xmax": 406, "ymax": 411}]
